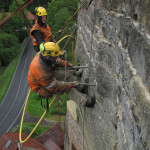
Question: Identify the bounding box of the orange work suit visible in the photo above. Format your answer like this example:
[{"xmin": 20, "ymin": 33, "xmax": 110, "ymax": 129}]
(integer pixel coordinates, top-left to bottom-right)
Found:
[
  {"xmin": 28, "ymin": 52, "xmax": 75, "ymax": 98},
  {"xmin": 30, "ymin": 20, "xmax": 52, "ymax": 47}
]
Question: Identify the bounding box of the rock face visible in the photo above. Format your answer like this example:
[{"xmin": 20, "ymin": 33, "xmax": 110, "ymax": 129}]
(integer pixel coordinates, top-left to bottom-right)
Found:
[{"xmin": 64, "ymin": 0, "xmax": 150, "ymax": 150}]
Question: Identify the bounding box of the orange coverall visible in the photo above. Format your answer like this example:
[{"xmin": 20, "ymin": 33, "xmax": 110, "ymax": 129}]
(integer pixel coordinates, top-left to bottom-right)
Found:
[{"xmin": 28, "ymin": 52, "xmax": 75, "ymax": 98}]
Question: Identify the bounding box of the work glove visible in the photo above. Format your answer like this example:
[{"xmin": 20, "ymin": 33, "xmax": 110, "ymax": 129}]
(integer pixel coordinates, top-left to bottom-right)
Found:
[
  {"xmin": 67, "ymin": 63, "xmax": 73, "ymax": 69},
  {"xmin": 39, "ymin": 43, "xmax": 45, "ymax": 52}
]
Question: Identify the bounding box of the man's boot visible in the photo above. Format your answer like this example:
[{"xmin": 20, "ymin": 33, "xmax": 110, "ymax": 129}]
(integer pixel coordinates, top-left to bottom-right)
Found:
[{"xmin": 85, "ymin": 95, "xmax": 96, "ymax": 108}]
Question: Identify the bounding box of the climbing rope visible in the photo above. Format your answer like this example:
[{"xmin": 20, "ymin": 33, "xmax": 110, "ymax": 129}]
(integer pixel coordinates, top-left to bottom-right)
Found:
[
  {"xmin": 62, "ymin": 26, "xmax": 77, "ymax": 51},
  {"xmin": 83, "ymin": 108, "xmax": 85, "ymax": 150},
  {"xmin": 19, "ymin": 89, "xmax": 57, "ymax": 144},
  {"xmin": 56, "ymin": 35, "xmax": 72, "ymax": 45}
]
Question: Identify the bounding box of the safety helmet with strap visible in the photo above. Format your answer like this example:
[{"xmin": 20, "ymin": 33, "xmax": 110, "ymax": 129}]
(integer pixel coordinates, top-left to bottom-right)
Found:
[
  {"xmin": 35, "ymin": 7, "xmax": 47, "ymax": 16},
  {"xmin": 40, "ymin": 42, "xmax": 60, "ymax": 57}
]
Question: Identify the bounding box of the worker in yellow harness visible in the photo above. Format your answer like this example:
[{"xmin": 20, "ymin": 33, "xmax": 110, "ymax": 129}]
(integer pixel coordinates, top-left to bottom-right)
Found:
[
  {"xmin": 30, "ymin": 7, "xmax": 55, "ymax": 52},
  {"xmin": 28, "ymin": 42, "xmax": 95, "ymax": 108}
]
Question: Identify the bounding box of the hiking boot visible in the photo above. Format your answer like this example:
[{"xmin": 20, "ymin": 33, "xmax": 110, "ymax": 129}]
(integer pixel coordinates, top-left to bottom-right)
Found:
[{"xmin": 85, "ymin": 95, "xmax": 96, "ymax": 108}]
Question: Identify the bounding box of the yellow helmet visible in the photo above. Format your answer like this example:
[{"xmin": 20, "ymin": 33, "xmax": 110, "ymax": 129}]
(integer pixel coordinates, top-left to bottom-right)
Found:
[
  {"xmin": 41, "ymin": 42, "xmax": 60, "ymax": 57},
  {"xmin": 36, "ymin": 7, "xmax": 47, "ymax": 16}
]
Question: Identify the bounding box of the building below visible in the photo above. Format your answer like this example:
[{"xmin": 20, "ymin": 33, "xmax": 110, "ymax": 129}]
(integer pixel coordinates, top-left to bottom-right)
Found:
[{"xmin": 0, "ymin": 124, "xmax": 64, "ymax": 150}]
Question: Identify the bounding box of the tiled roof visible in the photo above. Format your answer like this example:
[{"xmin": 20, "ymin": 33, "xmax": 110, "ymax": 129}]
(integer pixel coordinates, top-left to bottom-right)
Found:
[
  {"xmin": 0, "ymin": 124, "xmax": 64, "ymax": 150},
  {"xmin": 0, "ymin": 132, "xmax": 48, "ymax": 150},
  {"xmin": 36, "ymin": 124, "xmax": 64, "ymax": 150}
]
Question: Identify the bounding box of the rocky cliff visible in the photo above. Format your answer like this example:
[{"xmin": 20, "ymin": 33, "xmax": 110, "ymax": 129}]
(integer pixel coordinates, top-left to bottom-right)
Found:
[{"xmin": 64, "ymin": 0, "xmax": 150, "ymax": 150}]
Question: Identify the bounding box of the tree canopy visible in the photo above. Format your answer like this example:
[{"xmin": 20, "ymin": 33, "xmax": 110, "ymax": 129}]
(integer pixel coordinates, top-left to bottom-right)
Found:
[
  {"xmin": 47, "ymin": 0, "xmax": 78, "ymax": 34},
  {"xmin": 0, "ymin": 0, "xmax": 12, "ymax": 12},
  {"xmin": 46, "ymin": 0, "xmax": 78, "ymax": 61},
  {"xmin": 0, "ymin": 0, "xmax": 29, "ymax": 67},
  {"xmin": 0, "ymin": 0, "xmax": 79, "ymax": 66},
  {"xmin": 0, "ymin": 33, "xmax": 19, "ymax": 66}
]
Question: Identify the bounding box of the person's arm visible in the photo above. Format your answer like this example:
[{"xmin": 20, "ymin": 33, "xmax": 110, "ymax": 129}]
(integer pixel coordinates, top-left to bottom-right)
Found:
[
  {"xmin": 33, "ymin": 30, "xmax": 44, "ymax": 46},
  {"xmin": 38, "ymin": 76, "xmax": 72, "ymax": 94},
  {"xmin": 56, "ymin": 58, "xmax": 73, "ymax": 68}
]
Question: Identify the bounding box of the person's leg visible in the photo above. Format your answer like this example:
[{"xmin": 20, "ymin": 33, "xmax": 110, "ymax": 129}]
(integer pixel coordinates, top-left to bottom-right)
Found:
[{"xmin": 37, "ymin": 86, "xmax": 53, "ymax": 99}]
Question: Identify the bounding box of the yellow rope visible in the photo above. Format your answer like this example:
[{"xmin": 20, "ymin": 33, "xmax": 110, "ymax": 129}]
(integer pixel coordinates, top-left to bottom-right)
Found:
[
  {"xmin": 19, "ymin": 89, "xmax": 57, "ymax": 143},
  {"xmin": 56, "ymin": 35, "xmax": 72, "ymax": 45}
]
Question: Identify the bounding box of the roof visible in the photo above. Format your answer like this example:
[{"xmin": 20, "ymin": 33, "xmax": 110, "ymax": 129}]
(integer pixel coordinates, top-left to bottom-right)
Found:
[
  {"xmin": 0, "ymin": 124, "xmax": 64, "ymax": 150},
  {"xmin": 35, "ymin": 124, "xmax": 64, "ymax": 150},
  {"xmin": 0, "ymin": 132, "xmax": 48, "ymax": 150}
]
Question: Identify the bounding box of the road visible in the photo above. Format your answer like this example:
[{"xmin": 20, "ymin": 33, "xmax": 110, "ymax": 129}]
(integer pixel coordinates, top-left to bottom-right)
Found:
[{"xmin": 0, "ymin": 37, "xmax": 34, "ymax": 136}]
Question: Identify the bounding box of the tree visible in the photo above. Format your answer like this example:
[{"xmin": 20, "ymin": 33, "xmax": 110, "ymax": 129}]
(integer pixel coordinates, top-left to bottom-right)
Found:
[
  {"xmin": 47, "ymin": 0, "xmax": 78, "ymax": 34},
  {"xmin": 53, "ymin": 8, "xmax": 71, "ymax": 33},
  {"xmin": 0, "ymin": 0, "xmax": 12, "ymax": 12},
  {"xmin": 63, "ymin": 0, "xmax": 78, "ymax": 15},
  {"xmin": 8, "ymin": 0, "xmax": 29, "ymax": 42},
  {"xmin": 27, "ymin": 0, "xmax": 52, "ymax": 14},
  {"xmin": 0, "ymin": 33, "xmax": 19, "ymax": 66},
  {"xmin": 46, "ymin": 0, "xmax": 78, "ymax": 61}
]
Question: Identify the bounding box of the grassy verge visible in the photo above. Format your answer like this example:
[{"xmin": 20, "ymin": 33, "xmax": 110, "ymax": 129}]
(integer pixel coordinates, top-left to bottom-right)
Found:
[
  {"xmin": 12, "ymin": 123, "xmax": 50, "ymax": 138},
  {"xmin": 0, "ymin": 45, "xmax": 23, "ymax": 103}
]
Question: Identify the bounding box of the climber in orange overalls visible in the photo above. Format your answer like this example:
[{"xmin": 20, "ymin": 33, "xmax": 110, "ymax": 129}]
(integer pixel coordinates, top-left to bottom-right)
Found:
[
  {"xmin": 28, "ymin": 42, "xmax": 96, "ymax": 107},
  {"xmin": 28, "ymin": 42, "xmax": 74, "ymax": 97},
  {"xmin": 30, "ymin": 7, "xmax": 54, "ymax": 52}
]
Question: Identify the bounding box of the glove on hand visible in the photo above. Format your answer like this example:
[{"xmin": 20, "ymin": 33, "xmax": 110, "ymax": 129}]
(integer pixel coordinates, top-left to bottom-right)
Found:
[{"xmin": 68, "ymin": 63, "xmax": 73, "ymax": 69}]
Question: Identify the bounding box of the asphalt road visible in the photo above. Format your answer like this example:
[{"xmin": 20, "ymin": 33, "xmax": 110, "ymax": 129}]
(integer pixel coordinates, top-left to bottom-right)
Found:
[{"xmin": 0, "ymin": 37, "xmax": 34, "ymax": 136}]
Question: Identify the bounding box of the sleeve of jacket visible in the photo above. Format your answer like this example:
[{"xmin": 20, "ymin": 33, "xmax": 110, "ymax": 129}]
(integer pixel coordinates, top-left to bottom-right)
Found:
[
  {"xmin": 56, "ymin": 58, "xmax": 68, "ymax": 67},
  {"xmin": 33, "ymin": 30, "xmax": 44, "ymax": 46},
  {"xmin": 38, "ymin": 76, "xmax": 71, "ymax": 94}
]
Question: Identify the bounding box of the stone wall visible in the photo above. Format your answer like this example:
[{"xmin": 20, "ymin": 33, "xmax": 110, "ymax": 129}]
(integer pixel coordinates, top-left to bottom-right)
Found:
[{"xmin": 65, "ymin": 0, "xmax": 150, "ymax": 150}]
